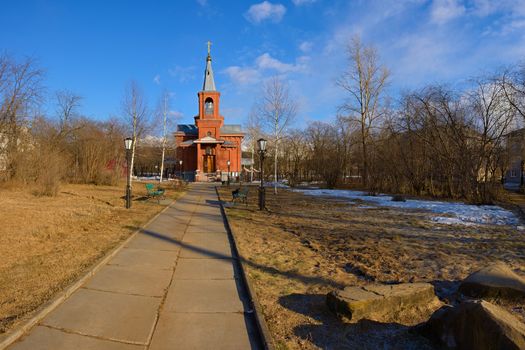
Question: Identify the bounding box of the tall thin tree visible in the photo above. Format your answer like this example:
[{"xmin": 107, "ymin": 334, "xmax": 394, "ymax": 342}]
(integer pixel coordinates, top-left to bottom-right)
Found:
[
  {"xmin": 121, "ymin": 81, "xmax": 149, "ymax": 187},
  {"xmin": 337, "ymin": 36, "xmax": 389, "ymax": 187},
  {"xmin": 257, "ymin": 76, "xmax": 297, "ymax": 194}
]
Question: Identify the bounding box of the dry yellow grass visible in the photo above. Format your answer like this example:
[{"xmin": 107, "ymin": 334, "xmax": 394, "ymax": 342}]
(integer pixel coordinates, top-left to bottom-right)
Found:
[
  {"xmin": 219, "ymin": 186, "xmax": 525, "ymax": 350},
  {"xmin": 0, "ymin": 181, "xmax": 185, "ymax": 333}
]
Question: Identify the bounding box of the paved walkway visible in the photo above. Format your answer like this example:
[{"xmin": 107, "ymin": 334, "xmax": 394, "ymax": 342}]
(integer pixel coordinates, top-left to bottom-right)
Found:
[{"xmin": 10, "ymin": 184, "xmax": 260, "ymax": 350}]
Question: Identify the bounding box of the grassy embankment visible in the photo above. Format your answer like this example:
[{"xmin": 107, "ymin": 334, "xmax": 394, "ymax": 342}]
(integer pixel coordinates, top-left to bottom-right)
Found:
[
  {"xmin": 219, "ymin": 185, "xmax": 525, "ymax": 350},
  {"xmin": 0, "ymin": 181, "xmax": 185, "ymax": 334}
]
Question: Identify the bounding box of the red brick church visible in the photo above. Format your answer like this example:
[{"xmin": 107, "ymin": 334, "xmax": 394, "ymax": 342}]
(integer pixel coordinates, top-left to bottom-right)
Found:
[{"xmin": 175, "ymin": 45, "xmax": 243, "ymax": 182}]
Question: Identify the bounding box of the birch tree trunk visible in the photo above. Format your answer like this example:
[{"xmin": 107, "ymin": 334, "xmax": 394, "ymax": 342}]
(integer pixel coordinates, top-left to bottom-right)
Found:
[{"xmin": 159, "ymin": 95, "xmax": 168, "ymax": 183}]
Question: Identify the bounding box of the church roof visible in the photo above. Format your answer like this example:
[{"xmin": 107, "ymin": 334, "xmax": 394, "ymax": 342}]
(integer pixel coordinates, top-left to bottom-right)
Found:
[
  {"xmin": 203, "ymin": 54, "xmax": 216, "ymax": 91},
  {"xmin": 177, "ymin": 124, "xmax": 198, "ymax": 135}
]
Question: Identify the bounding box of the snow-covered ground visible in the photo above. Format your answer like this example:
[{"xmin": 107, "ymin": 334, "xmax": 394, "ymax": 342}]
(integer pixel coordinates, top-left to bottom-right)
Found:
[{"xmin": 294, "ymin": 188, "xmax": 520, "ymax": 226}]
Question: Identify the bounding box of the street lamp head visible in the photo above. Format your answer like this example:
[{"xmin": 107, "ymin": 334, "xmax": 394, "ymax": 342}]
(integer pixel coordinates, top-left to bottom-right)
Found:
[
  {"xmin": 179, "ymin": 160, "xmax": 183, "ymax": 165},
  {"xmin": 257, "ymin": 138, "xmax": 267, "ymax": 152},
  {"xmin": 124, "ymin": 137, "xmax": 133, "ymax": 150},
  {"xmin": 227, "ymin": 160, "xmax": 231, "ymax": 166}
]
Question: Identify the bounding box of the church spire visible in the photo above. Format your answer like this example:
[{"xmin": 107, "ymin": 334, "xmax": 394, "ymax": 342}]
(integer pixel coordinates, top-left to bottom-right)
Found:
[{"xmin": 203, "ymin": 41, "xmax": 216, "ymax": 91}]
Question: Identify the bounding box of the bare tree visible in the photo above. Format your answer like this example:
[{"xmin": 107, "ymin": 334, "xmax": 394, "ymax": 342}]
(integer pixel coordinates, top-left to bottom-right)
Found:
[
  {"xmin": 244, "ymin": 109, "xmax": 263, "ymax": 182},
  {"xmin": 469, "ymin": 76, "xmax": 516, "ymax": 197},
  {"xmin": 501, "ymin": 63, "xmax": 525, "ymax": 121},
  {"xmin": 257, "ymin": 76, "xmax": 297, "ymax": 194},
  {"xmin": 159, "ymin": 92, "xmax": 169, "ymax": 183},
  {"xmin": 121, "ymin": 81, "xmax": 149, "ymax": 186},
  {"xmin": 0, "ymin": 54, "xmax": 44, "ymax": 180},
  {"xmin": 337, "ymin": 36, "xmax": 389, "ymax": 187}
]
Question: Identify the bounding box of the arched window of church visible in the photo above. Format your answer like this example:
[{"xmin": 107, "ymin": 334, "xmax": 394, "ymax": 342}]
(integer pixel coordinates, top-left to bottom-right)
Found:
[{"xmin": 205, "ymin": 97, "xmax": 214, "ymax": 115}]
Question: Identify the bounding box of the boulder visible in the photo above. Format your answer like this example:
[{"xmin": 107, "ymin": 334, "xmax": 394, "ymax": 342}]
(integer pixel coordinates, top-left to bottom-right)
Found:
[
  {"xmin": 418, "ymin": 300, "xmax": 525, "ymax": 350},
  {"xmin": 326, "ymin": 283, "xmax": 442, "ymax": 323},
  {"xmin": 391, "ymin": 194, "xmax": 406, "ymax": 202},
  {"xmin": 459, "ymin": 262, "xmax": 525, "ymax": 300}
]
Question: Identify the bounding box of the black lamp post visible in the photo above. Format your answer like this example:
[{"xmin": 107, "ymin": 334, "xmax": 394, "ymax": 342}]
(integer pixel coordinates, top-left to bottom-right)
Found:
[
  {"xmin": 257, "ymin": 138, "xmax": 267, "ymax": 210},
  {"xmin": 179, "ymin": 160, "xmax": 183, "ymax": 180},
  {"xmin": 227, "ymin": 159, "xmax": 231, "ymax": 186},
  {"xmin": 124, "ymin": 137, "xmax": 133, "ymax": 209}
]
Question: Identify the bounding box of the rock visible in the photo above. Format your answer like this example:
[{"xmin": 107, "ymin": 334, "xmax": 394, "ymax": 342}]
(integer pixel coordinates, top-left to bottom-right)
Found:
[
  {"xmin": 391, "ymin": 195, "xmax": 406, "ymax": 202},
  {"xmin": 459, "ymin": 262, "xmax": 525, "ymax": 300},
  {"xmin": 418, "ymin": 300, "xmax": 525, "ymax": 350},
  {"xmin": 326, "ymin": 283, "xmax": 442, "ymax": 323}
]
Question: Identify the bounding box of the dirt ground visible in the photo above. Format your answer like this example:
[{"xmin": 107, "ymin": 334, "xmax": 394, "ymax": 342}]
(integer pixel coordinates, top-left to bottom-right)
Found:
[
  {"xmin": 0, "ymin": 180, "xmax": 185, "ymax": 334},
  {"xmin": 218, "ymin": 185, "xmax": 525, "ymax": 350}
]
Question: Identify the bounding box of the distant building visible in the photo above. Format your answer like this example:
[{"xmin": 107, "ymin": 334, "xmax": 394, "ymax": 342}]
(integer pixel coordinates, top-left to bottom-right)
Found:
[
  {"xmin": 505, "ymin": 128, "xmax": 525, "ymax": 187},
  {"xmin": 174, "ymin": 46, "xmax": 243, "ymax": 182}
]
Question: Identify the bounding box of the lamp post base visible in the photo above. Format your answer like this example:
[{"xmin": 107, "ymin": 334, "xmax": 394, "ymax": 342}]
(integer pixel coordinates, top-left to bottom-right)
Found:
[
  {"xmin": 126, "ymin": 186, "xmax": 132, "ymax": 209},
  {"xmin": 258, "ymin": 186, "xmax": 265, "ymax": 210}
]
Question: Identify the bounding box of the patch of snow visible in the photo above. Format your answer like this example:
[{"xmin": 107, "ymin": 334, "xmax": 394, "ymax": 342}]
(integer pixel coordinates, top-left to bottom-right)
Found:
[
  {"xmin": 294, "ymin": 189, "xmax": 519, "ymax": 226},
  {"xmin": 431, "ymin": 216, "xmax": 478, "ymax": 226},
  {"xmin": 265, "ymin": 181, "xmax": 290, "ymax": 188}
]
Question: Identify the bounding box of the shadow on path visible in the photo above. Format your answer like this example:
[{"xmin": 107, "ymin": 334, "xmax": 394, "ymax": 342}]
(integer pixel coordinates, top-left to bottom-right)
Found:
[{"xmin": 140, "ymin": 228, "xmax": 345, "ymax": 290}]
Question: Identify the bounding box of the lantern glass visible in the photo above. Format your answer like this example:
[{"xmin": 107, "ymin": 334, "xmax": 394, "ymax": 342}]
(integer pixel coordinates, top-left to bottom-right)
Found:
[
  {"xmin": 257, "ymin": 138, "xmax": 267, "ymax": 152},
  {"xmin": 179, "ymin": 160, "xmax": 183, "ymax": 165},
  {"xmin": 124, "ymin": 137, "xmax": 133, "ymax": 150},
  {"xmin": 227, "ymin": 160, "xmax": 231, "ymax": 166}
]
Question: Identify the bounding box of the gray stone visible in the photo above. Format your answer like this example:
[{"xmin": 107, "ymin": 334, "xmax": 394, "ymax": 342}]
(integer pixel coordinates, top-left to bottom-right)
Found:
[
  {"xmin": 326, "ymin": 283, "xmax": 442, "ymax": 323},
  {"xmin": 419, "ymin": 300, "xmax": 525, "ymax": 350},
  {"xmin": 459, "ymin": 262, "xmax": 525, "ymax": 300}
]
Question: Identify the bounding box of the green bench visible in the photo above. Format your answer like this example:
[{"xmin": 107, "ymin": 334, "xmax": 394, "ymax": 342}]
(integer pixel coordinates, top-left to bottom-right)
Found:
[
  {"xmin": 232, "ymin": 187, "xmax": 248, "ymax": 205},
  {"xmin": 145, "ymin": 183, "xmax": 166, "ymax": 202}
]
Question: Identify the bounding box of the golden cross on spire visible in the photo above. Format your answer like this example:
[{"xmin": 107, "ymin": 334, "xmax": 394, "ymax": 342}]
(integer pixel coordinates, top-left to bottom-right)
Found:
[{"xmin": 207, "ymin": 40, "xmax": 212, "ymax": 55}]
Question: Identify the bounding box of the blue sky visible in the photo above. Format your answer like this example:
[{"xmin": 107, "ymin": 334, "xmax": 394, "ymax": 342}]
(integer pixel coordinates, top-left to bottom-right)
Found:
[{"xmin": 2, "ymin": 0, "xmax": 525, "ymax": 130}]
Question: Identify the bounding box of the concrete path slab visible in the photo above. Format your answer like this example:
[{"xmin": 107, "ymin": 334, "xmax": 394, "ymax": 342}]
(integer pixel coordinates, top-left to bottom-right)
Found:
[
  {"xmin": 125, "ymin": 231, "xmax": 182, "ymax": 251},
  {"xmin": 10, "ymin": 326, "xmax": 143, "ymax": 350},
  {"xmin": 163, "ymin": 279, "xmax": 245, "ymax": 313},
  {"xmin": 173, "ymin": 258, "xmax": 235, "ymax": 280},
  {"xmin": 84, "ymin": 265, "xmax": 172, "ymax": 297},
  {"xmin": 41, "ymin": 289, "xmax": 160, "ymax": 344},
  {"xmin": 108, "ymin": 248, "xmax": 177, "ymax": 270},
  {"xmin": 8, "ymin": 184, "xmax": 260, "ymax": 349},
  {"xmin": 149, "ymin": 313, "xmax": 258, "ymax": 350},
  {"xmin": 179, "ymin": 242, "xmax": 233, "ymax": 259}
]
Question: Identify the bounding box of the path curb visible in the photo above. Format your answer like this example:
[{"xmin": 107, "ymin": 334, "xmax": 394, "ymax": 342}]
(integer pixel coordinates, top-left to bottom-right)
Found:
[
  {"xmin": 215, "ymin": 186, "xmax": 275, "ymax": 350},
  {"xmin": 0, "ymin": 199, "xmax": 176, "ymax": 350}
]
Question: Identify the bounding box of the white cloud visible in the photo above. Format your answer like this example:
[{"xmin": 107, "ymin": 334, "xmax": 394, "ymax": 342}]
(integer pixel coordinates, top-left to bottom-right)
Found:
[
  {"xmin": 169, "ymin": 110, "xmax": 183, "ymax": 118},
  {"xmin": 299, "ymin": 41, "xmax": 313, "ymax": 52},
  {"xmin": 196, "ymin": 0, "xmax": 207, "ymax": 6},
  {"xmin": 472, "ymin": 0, "xmax": 525, "ymax": 17},
  {"xmin": 168, "ymin": 65, "xmax": 196, "ymax": 83},
  {"xmin": 223, "ymin": 53, "xmax": 308, "ymax": 86},
  {"xmin": 153, "ymin": 74, "xmax": 161, "ymax": 85},
  {"xmin": 223, "ymin": 66, "xmax": 261, "ymax": 85},
  {"xmin": 245, "ymin": 1, "xmax": 286, "ymax": 24},
  {"xmin": 292, "ymin": 0, "xmax": 316, "ymax": 5},
  {"xmin": 430, "ymin": 0, "xmax": 466, "ymax": 24},
  {"xmin": 256, "ymin": 53, "xmax": 300, "ymax": 73}
]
